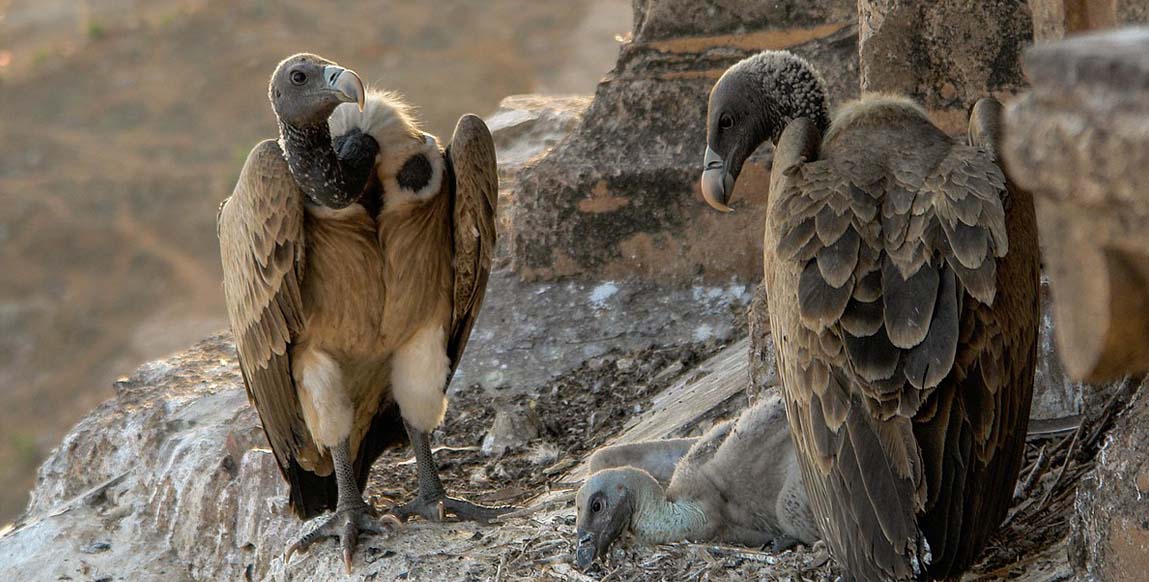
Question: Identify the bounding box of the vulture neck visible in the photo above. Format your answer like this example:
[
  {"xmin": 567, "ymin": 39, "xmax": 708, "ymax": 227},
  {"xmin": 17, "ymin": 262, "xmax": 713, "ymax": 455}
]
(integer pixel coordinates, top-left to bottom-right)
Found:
[
  {"xmin": 630, "ymin": 484, "xmax": 707, "ymax": 544},
  {"xmin": 279, "ymin": 120, "xmax": 360, "ymax": 209}
]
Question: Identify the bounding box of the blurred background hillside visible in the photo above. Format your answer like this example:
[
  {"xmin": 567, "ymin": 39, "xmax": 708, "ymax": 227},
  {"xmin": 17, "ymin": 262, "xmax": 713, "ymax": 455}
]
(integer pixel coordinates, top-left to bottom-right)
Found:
[{"xmin": 0, "ymin": 0, "xmax": 630, "ymax": 522}]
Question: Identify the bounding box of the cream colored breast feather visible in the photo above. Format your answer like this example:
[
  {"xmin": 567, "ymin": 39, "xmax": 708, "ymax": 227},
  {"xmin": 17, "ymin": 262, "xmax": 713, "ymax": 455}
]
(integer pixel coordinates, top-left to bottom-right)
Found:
[{"xmin": 329, "ymin": 89, "xmax": 445, "ymax": 209}]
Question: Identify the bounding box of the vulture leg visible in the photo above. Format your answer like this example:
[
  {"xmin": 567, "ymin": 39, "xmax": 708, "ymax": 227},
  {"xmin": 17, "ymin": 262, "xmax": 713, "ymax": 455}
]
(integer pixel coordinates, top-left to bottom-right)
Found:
[
  {"xmin": 285, "ymin": 440, "xmax": 400, "ymax": 572},
  {"xmin": 391, "ymin": 421, "xmax": 514, "ymax": 523}
]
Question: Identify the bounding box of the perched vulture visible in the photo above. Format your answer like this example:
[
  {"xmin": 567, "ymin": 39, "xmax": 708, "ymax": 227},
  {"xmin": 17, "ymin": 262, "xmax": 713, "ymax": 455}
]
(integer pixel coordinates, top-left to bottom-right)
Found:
[
  {"xmin": 698, "ymin": 51, "xmax": 1039, "ymax": 581},
  {"xmin": 218, "ymin": 53, "xmax": 504, "ymax": 570},
  {"xmin": 573, "ymin": 393, "xmax": 818, "ymax": 570}
]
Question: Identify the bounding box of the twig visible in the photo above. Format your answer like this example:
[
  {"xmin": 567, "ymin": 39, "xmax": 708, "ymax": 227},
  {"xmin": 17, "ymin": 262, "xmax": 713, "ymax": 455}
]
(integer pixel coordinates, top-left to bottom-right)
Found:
[
  {"xmin": 699, "ymin": 543, "xmax": 778, "ymax": 564},
  {"xmin": 493, "ymin": 491, "xmax": 575, "ymax": 522},
  {"xmin": 1038, "ymin": 421, "xmax": 1081, "ymax": 511},
  {"xmin": 534, "ymin": 553, "xmax": 572, "ymax": 565},
  {"xmin": 1018, "ymin": 444, "xmax": 1048, "ymax": 499}
]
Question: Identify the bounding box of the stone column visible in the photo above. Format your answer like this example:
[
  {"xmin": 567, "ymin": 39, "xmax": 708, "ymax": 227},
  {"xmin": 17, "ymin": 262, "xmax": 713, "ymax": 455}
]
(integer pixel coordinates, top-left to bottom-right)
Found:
[
  {"xmin": 1004, "ymin": 28, "xmax": 1149, "ymax": 382},
  {"xmin": 1030, "ymin": 0, "xmax": 1149, "ymax": 40},
  {"xmin": 858, "ymin": 0, "xmax": 1033, "ymax": 133},
  {"xmin": 511, "ymin": 0, "xmax": 858, "ymax": 283}
]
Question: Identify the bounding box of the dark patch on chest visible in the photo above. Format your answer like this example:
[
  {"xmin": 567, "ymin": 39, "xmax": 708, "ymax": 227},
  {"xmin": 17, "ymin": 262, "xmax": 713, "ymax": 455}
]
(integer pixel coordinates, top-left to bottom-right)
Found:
[
  {"xmin": 358, "ymin": 173, "xmax": 383, "ymax": 218},
  {"xmin": 397, "ymin": 153, "xmax": 433, "ymax": 192}
]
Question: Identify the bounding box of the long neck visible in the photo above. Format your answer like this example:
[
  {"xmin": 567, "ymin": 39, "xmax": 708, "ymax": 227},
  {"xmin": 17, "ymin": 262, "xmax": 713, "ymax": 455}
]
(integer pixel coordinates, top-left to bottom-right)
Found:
[
  {"xmin": 630, "ymin": 485, "xmax": 708, "ymax": 544},
  {"xmin": 279, "ymin": 120, "xmax": 358, "ymax": 208}
]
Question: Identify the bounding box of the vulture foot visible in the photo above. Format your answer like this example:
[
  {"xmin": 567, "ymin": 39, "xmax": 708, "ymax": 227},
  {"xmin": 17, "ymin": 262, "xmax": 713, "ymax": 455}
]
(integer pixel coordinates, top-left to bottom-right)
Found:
[
  {"xmin": 391, "ymin": 494, "xmax": 514, "ymax": 524},
  {"xmin": 284, "ymin": 503, "xmax": 401, "ymax": 572}
]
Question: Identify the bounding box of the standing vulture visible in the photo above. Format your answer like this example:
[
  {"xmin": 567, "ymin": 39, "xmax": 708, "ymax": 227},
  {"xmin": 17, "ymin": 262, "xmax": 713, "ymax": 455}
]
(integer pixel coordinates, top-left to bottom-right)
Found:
[
  {"xmin": 698, "ymin": 51, "xmax": 1039, "ymax": 580},
  {"xmin": 218, "ymin": 53, "xmax": 505, "ymax": 570}
]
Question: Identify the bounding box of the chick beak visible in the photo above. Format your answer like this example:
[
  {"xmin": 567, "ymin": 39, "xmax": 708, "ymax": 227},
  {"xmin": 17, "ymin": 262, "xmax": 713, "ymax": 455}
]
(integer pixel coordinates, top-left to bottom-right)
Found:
[
  {"xmin": 324, "ymin": 65, "xmax": 365, "ymax": 112},
  {"xmin": 574, "ymin": 530, "xmax": 598, "ymax": 570},
  {"xmin": 700, "ymin": 146, "xmax": 734, "ymax": 213}
]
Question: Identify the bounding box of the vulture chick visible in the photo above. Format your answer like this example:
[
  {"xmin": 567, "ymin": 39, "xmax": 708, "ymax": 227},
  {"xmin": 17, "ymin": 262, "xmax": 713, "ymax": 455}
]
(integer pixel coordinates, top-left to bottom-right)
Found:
[
  {"xmin": 218, "ymin": 53, "xmax": 505, "ymax": 571},
  {"xmin": 574, "ymin": 394, "xmax": 818, "ymax": 569},
  {"xmin": 698, "ymin": 51, "xmax": 1039, "ymax": 580}
]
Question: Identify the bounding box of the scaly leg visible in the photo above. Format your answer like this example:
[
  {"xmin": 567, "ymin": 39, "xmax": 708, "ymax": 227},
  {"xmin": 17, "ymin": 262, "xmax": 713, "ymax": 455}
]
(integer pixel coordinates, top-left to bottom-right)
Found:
[
  {"xmin": 391, "ymin": 421, "xmax": 514, "ymax": 523},
  {"xmin": 285, "ymin": 439, "xmax": 400, "ymax": 572}
]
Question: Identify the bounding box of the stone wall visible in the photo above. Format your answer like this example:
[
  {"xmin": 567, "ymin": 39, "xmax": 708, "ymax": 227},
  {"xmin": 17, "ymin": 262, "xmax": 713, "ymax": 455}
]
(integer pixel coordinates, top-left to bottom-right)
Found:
[
  {"xmin": 858, "ymin": 0, "xmax": 1033, "ymax": 133},
  {"xmin": 512, "ymin": 0, "xmax": 858, "ymax": 283}
]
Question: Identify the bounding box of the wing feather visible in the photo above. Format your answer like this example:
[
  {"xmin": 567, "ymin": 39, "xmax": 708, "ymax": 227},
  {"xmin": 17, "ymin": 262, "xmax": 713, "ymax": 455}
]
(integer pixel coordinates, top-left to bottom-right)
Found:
[
  {"xmin": 218, "ymin": 140, "xmax": 309, "ymax": 477},
  {"xmin": 445, "ymin": 115, "xmax": 498, "ymax": 374},
  {"xmin": 767, "ymin": 101, "xmax": 1036, "ymax": 579}
]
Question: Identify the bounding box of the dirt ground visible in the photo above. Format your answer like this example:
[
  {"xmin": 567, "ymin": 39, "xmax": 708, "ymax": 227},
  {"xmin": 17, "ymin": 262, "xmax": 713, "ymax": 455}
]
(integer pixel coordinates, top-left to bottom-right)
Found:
[{"xmin": 334, "ymin": 331, "xmax": 1125, "ymax": 581}]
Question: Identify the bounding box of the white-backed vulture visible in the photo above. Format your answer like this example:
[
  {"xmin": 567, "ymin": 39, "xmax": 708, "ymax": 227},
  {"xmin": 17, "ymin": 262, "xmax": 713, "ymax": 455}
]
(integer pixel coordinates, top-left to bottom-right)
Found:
[
  {"xmin": 698, "ymin": 51, "xmax": 1039, "ymax": 580},
  {"xmin": 217, "ymin": 53, "xmax": 505, "ymax": 571},
  {"xmin": 573, "ymin": 394, "xmax": 818, "ymax": 569}
]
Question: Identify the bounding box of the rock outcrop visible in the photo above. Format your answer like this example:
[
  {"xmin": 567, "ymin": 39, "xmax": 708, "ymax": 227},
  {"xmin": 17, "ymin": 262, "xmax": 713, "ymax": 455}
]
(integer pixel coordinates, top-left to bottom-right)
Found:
[
  {"xmin": 0, "ymin": 337, "xmax": 517, "ymax": 581},
  {"xmin": 1069, "ymin": 380, "xmax": 1149, "ymax": 581},
  {"xmin": 512, "ymin": 0, "xmax": 859, "ymax": 283},
  {"xmin": 858, "ymin": 0, "xmax": 1033, "ymax": 133}
]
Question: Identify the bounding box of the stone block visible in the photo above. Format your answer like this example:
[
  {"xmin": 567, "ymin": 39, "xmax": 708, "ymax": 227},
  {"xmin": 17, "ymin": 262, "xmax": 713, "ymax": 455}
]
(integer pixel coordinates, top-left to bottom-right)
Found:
[
  {"xmin": 1004, "ymin": 28, "xmax": 1149, "ymax": 382},
  {"xmin": 512, "ymin": 0, "xmax": 858, "ymax": 283},
  {"xmin": 859, "ymin": 0, "xmax": 1033, "ymax": 133},
  {"xmin": 1069, "ymin": 378, "xmax": 1149, "ymax": 580}
]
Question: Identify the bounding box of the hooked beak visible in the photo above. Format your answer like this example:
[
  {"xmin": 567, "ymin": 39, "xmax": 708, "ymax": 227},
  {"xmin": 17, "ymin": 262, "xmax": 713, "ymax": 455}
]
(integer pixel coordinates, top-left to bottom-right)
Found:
[
  {"xmin": 574, "ymin": 529, "xmax": 603, "ymax": 570},
  {"xmin": 324, "ymin": 65, "xmax": 365, "ymax": 112},
  {"xmin": 700, "ymin": 146, "xmax": 734, "ymax": 213}
]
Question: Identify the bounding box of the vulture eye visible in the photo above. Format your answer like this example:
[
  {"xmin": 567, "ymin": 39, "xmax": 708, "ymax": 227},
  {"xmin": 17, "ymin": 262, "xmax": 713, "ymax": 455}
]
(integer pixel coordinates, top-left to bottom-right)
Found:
[
  {"xmin": 719, "ymin": 114, "xmax": 734, "ymax": 129},
  {"xmin": 290, "ymin": 70, "xmax": 307, "ymax": 86},
  {"xmin": 591, "ymin": 499, "xmax": 604, "ymax": 513}
]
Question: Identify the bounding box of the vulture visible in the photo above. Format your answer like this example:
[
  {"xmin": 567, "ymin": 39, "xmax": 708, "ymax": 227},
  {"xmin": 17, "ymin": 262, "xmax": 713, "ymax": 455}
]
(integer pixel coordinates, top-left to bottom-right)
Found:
[
  {"xmin": 218, "ymin": 53, "xmax": 504, "ymax": 570},
  {"xmin": 574, "ymin": 393, "xmax": 818, "ymax": 570},
  {"xmin": 698, "ymin": 51, "xmax": 1039, "ymax": 581}
]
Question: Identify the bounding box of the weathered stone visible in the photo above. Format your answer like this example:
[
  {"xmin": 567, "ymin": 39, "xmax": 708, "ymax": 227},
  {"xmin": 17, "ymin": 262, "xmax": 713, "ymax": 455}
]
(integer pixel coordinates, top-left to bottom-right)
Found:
[
  {"xmin": 1069, "ymin": 378, "xmax": 1149, "ymax": 581},
  {"xmin": 486, "ymin": 94, "xmax": 591, "ymax": 263},
  {"xmin": 487, "ymin": 94, "xmax": 592, "ymax": 182},
  {"xmin": 480, "ymin": 402, "xmax": 542, "ymax": 457},
  {"xmin": 859, "ymin": 0, "xmax": 1033, "ymax": 133},
  {"xmin": 1033, "ymin": 277, "xmax": 1087, "ymax": 419},
  {"xmin": 1031, "ymin": 0, "xmax": 1149, "ymax": 41},
  {"xmin": 1004, "ymin": 28, "xmax": 1149, "ymax": 382},
  {"xmin": 512, "ymin": 0, "xmax": 858, "ymax": 283}
]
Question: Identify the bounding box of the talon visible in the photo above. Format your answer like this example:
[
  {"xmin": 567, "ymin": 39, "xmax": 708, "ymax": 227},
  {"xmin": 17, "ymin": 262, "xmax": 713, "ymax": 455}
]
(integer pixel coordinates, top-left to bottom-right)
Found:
[
  {"xmin": 382, "ymin": 513, "xmax": 403, "ymax": 529},
  {"xmin": 436, "ymin": 500, "xmax": 447, "ymax": 522},
  {"xmin": 284, "ymin": 541, "xmax": 300, "ymax": 564}
]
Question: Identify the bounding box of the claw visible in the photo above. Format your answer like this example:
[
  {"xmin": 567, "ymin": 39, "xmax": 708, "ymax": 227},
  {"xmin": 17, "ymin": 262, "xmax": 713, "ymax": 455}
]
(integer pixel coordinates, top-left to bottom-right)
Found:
[
  {"xmin": 342, "ymin": 520, "xmax": 357, "ymax": 573},
  {"xmin": 283, "ymin": 505, "xmax": 398, "ymax": 571}
]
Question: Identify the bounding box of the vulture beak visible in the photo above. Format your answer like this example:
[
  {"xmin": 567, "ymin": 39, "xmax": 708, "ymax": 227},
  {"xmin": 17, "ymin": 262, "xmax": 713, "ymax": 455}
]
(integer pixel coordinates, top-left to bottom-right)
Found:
[
  {"xmin": 700, "ymin": 146, "xmax": 734, "ymax": 213},
  {"xmin": 573, "ymin": 529, "xmax": 601, "ymax": 570},
  {"xmin": 324, "ymin": 65, "xmax": 365, "ymax": 112}
]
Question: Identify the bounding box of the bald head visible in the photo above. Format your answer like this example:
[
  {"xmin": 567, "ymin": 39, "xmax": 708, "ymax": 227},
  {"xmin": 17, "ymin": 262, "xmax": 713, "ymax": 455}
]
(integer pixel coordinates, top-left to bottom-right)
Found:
[{"xmin": 269, "ymin": 53, "xmax": 365, "ymax": 126}]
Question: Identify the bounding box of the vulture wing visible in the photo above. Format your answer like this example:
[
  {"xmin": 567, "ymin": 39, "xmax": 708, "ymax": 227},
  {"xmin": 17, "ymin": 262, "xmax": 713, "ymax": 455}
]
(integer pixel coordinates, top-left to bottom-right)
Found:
[
  {"xmin": 219, "ymin": 140, "xmax": 324, "ymax": 516},
  {"xmin": 767, "ymin": 108, "xmax": 1036, "ymax": 579},
  {"xmin": 444, "ymin": 114, "xmax": 499, "ymax": 376}
]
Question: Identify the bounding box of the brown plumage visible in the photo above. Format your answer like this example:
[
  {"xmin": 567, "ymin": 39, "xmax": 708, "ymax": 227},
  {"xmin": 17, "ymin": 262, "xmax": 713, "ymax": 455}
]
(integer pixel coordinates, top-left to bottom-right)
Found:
[
  {"xmin": 218, "ymin": 54, "xmax": 501, "ymax": 570},
  {"xmin": 700, "ymin": 52, "xmax": 1039, "ymax": 580}
]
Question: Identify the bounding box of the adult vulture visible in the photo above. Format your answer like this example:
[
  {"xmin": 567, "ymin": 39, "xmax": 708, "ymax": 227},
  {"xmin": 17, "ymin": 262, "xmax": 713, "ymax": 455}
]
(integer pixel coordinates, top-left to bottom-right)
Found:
[
  {"xmin": 218, "ymin": 53, "xmax": 504, "ymax": 570},
  {"xmin": 698, "ymin": 51, "xmax": 1039, "ymax": 580}
]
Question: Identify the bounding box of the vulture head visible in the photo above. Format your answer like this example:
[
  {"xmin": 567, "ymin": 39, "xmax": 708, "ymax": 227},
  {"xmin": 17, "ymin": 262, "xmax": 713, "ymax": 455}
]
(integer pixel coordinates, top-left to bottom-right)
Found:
[
  {"xmin": 574, "ymin": 467, "xmax": 653, "ymax": 570},
  {"xmin": 269, "ymin": 53, "xmax": 366, "ymax": 127},
  {"xmin": 700, "ymin": 50, "xmax": 830, "ymax": 212}
]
